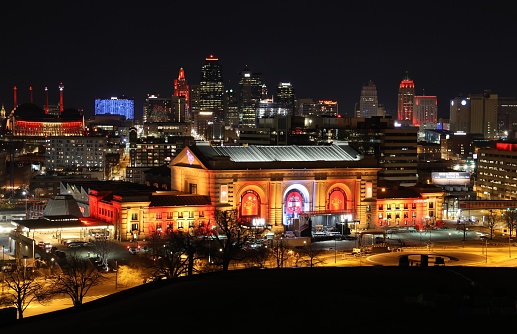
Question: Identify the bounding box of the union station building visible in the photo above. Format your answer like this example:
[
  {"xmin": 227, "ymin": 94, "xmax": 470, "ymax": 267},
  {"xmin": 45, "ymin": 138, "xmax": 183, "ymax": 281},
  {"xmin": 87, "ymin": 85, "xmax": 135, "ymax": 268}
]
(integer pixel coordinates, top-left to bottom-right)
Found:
[{"xmin": 167, "ymin": 143, "xmax": 444, "ymax": 237}]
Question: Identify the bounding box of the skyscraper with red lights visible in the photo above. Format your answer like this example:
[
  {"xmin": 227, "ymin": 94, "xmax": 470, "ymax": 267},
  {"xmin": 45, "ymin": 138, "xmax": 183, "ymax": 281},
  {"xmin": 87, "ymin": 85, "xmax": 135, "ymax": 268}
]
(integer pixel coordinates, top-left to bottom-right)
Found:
[
  {"xmin": 174, "ymin": 67, "xmax": 190, "ymax": 110},
  {"xmin": 397, "ymin": 73, "xmax": 415, "ymax": 123}
]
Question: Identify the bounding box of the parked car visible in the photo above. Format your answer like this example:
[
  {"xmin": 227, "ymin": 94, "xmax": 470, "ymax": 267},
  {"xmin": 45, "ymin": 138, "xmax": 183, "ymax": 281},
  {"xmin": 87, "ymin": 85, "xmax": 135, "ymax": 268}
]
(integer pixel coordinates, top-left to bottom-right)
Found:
[
  {"xmin": 67, "ymin": 241, "xmax": 87, "ymax": 248},
  {"xmin": 54, "ymin": 250, "xmax": 66, "ymax": 258},
  {"xmin": 1, "ymin": 263, "xmax": 14, "ymax": 272},
  {"xmin": 128, "ymin": 247, "xmax": 139, "ymax": 254}
]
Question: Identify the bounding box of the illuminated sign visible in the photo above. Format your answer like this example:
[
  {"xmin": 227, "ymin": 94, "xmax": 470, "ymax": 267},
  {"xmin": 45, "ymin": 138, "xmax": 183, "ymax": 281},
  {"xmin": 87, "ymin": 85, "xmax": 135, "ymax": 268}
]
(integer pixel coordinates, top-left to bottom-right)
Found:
[
  {"xmin": 286, "ymin": 192, "xmax": 303, "ymax": 214},
  {"xmin": 220, "ymin": 185, "xmax": 228, "ymax": 203},
  {"xmin": 242, "ymin": 192, "xmax": 259, "ymax": 216},
  {"xmin": 186, "ymin": 150, "xmax": 194, "ymax": 165},
  {"xmin": 431, "ymin": 172, "xmax": 471, "ymax": 186}
]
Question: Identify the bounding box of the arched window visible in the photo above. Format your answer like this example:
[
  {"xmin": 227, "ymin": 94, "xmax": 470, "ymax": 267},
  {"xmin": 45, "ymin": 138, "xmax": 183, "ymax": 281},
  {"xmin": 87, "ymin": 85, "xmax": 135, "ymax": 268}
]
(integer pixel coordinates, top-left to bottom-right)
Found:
[
  {"xmin": 240, "ymin": 190, "xmax": 260, "ymax": 217},
  {"xmin": 285, "ymin": 190, "xmax": 304, "ymax": 215},
  {"xmin": 328, "ymin": 187, "xmax": 346, "ymax": 211}
]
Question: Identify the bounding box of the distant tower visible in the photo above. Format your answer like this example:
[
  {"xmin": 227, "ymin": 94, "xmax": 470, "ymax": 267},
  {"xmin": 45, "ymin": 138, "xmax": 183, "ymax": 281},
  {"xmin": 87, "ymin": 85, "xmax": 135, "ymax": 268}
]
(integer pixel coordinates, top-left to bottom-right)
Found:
[
  {"xmin": 237, "ymin": 65, "xmax": 263, "ymax": 127},
  {"xmin": 275, "ymin": 82, "xmax": 296, "ymax": 116},
  {"xmin": 13, "ymin": 86, "xmax": 17, "ymax": 109},
  {"xmin": 59, "ymin": 82, "xmax": 64, "ymax": 112},
  {"xmin": 29, "ymin": 86, "xmax": 33, "ymax": 104},
  {"xmin": 397, "ymin": 72, "xmax": 415, "ymax": 122},
  {"xmin": 45, "ymin": 87, "xmax": 49, "ymax": 114},
  {"xmin": 199, "ymin": 54, "xmax": 224, "ymax": 123},
  {"xmin": 358, "ymin": 80, "xmax": 380, "ymax": 118},
  {"xmin": 174, "ymin": 68, "xmax": 190, "ymax": 105}
]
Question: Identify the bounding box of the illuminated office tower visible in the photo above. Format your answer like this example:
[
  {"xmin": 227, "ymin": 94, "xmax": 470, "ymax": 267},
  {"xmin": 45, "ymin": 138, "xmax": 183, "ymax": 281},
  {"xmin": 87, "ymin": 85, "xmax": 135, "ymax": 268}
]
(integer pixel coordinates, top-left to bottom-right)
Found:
[
  {"xmin": 225, "ymin": 89, "xmax": 239, "ymax": 129},
  {"xmin": 275, "ymin": 82, "xmax": 296, "ymax": 116},
  {"xmin": 174, "ymin": 67, "xmax": 190, "ymax": 120},
  {"xmin": 238, "ymin": 66, "xmax": 263, "ymax": 128},
  {"xmin": 358, "ymin": 80, "xmax": 381, "ymax": 118},
  {"xmin": 397, "ymin": 73, "xmax": 415, "ymax": 123},
  {"xmin": 449, "ymin": 90, "xmax": 498, "ymax": 139},
  {"xmin": 95, "ymin": 97, "xmax": 135, "ymax": 119},
  {"xmin": 413, "ymin": 95, "xmax": 438, "ymax": 128},
  {"xmin": 198, "ymin": 54, "xmax": 225, "ymax": 123}
]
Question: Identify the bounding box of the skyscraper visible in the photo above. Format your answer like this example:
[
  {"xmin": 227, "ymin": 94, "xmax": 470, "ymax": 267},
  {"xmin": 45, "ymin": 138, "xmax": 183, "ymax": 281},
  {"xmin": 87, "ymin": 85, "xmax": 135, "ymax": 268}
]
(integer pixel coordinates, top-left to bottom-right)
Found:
[
  {"xmin": 397, "ymin": 73, "xmax": 415, "ymax": 123},
  {"xmin": 174, "ymin": 67, "xmax": 190, "ymax": 119},
  {"xmin": 413, "ymin": 95, "xmax": 438, "ymax": 127},
  {"xmin": 358, "ymin": 80, "xmax": 381, "ymax": 118},
  {"xmin": 275, "ymin": 82, "xmax": 295, "ymax": 116},
  {"xmin": 237, "ymin": 66, "xmax": 263, "ymax": 128},
  {"xmin": 199, "ymin": 54, "xmax": 224, "ymax": 123}
]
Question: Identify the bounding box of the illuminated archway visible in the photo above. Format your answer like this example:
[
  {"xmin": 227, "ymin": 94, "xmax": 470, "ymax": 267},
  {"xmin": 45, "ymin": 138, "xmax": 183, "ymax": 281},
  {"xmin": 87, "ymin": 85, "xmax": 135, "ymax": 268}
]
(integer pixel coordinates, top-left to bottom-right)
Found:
[
  {"xmin": 328, "ymin": 187, "xmax": 346, "ymax": 212},
  {"xmin": 239, "ymin": 189, "xmax": 261, "ymax": 222}
]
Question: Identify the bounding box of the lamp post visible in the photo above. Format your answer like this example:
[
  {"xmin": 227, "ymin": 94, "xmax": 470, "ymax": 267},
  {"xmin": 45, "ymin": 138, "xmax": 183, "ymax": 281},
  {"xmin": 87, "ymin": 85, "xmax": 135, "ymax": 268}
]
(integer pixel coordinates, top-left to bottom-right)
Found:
[
  {"xmin": 334, "ymin": 237, "xmax": 337, "ymax": 263},
  {"xmin": 509, "ymin": 232, "xmax": 512, "ymax": 258},
  {"xmin": 485, "ymin": 238, "xmax": 488, "ymax": 263},
  {"xmin": 115, "ymin": 260, "xmax": 118, "ymax": 289},
  {"xmin": 22, "ymin": 190, "xmax": 28, "ymax": 218}
]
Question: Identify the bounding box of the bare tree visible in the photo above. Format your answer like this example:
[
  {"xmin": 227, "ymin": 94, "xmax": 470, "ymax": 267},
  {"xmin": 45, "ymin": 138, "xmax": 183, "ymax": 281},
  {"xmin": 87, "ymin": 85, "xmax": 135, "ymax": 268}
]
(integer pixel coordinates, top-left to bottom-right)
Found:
[
  {"xmin": 270, "ymin": 237, "xmax": 291, "ymax": 268},
  {"xmin": 241, "ymin": 244, "xmax": 271, "ymax": 268},
  {"xmin": 212, "ymin": 209, "xmax": 253, "ymax": 271},
  {"xmin": 151, "ymin": 229, "xmax": 190, "ymax": 279},
  {"xmin": 51, "ymin": 251, "xmax": 107, "ymax": 307},
  {"xmin": 0, "ymin": 266, "xmax": 54, "ymax": 319},
  {"xmin": 92, "ymin": 239, "xmax": 117, "ymax": 267},
  {"xmin": 296, "ymin": 242, "xmax": 326, "ymax": 267},
  {"xmin": 502, "ymin": 208, "xmax": 517, "ymax": 238},
  {"xmin": 486, "ymin": 209, "xmax": 498, "ymax": 239}
]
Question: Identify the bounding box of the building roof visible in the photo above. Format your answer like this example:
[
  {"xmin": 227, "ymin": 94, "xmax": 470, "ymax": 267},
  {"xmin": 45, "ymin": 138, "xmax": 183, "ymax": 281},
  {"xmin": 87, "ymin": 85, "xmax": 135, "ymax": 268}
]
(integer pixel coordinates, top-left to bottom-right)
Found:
[
  {"xmin": 43, "ymin": 194, "xmax": 83, "ymax": 217},
  {"xmin": 13, "ymin": 216, "xmax": 112, "ymax": 230},
  {"xmin": 195, "ymin": 143, "xmax": 363, "ymax": 162},
  {"xmin": 149, "ymin": 193, "xmax": 212, "ymax": 207},
  {"xmin": 377, "ymin": 186, "xmax": 422, "ymax": 199}
]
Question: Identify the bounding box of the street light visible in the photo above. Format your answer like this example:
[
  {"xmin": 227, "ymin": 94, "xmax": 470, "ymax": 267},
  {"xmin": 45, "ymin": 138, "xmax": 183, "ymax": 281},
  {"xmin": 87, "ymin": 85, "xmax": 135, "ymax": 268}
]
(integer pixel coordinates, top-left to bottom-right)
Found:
[
  {"xmin": 22, "ymin": 190, "xmax": 28, "ymax": 218},
  {"xmin": 509, "ymin": 232, "xmax": 512, "ymax": 258}
]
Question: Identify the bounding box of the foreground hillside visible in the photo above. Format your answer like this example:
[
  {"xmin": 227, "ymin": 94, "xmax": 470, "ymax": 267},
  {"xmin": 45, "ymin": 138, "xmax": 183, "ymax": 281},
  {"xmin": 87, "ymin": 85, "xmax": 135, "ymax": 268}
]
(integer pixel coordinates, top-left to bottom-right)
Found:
[{"xmin": 2, "ymin": 266, "xmax": 517, "ymax": 332}]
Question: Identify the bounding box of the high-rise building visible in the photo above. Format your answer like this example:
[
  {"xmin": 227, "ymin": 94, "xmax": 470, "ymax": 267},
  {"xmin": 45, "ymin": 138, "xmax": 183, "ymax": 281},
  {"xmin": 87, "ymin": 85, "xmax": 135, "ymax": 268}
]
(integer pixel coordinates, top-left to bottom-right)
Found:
[
  {"xmin": 413, "ymin": 95, "xmax": 438, "ymax": 135},
  {"xmin": 358, "ymin": 80, "xmax": 381, "ymax": 118},
  {"xmin": 143, "ymin": 94, "xmax": 172, "ymax": 123},
  {"xmin": 378, "ymin": 125, "xmax": 419, "ymax": 187},
  {"xmin": 397, "ymin": 73, "xmax": 415, "ymax": 123},
  {"xmin": 199, "ymin": 54, "xmax": 225, "ymax": 124},
  {"xmin": 275, "ymin": 82, "xmax": 296, "ymax": 116},
  {"xmin": 237, "ymin": 66, "xmax": 263, "ymax": 128},
  {"xmin": 94, "ymin": 97, "xmax": 135, "ymax": 119},
  {"xmin": 449, "ymin": 90, "xmax": 498, "ymax": 139},
  {"xmin": 173, "ymin": 68, "xmax": 190, "ymax": 119},
  {"xmin": 318, "ymin": 100, "xmax": 339, "ymax": 117},
  {"xmin": 224, "ymin": 89, "xmax": 239, "ymax": 129}
]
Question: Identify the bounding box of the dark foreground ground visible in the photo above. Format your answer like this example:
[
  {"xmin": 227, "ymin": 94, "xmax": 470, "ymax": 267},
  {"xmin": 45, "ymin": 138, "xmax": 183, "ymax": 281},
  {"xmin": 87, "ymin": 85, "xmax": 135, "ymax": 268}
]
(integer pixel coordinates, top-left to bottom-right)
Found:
[{"xmin": 2, "ymin": 265, "xmax": 517, "ymax": 332}]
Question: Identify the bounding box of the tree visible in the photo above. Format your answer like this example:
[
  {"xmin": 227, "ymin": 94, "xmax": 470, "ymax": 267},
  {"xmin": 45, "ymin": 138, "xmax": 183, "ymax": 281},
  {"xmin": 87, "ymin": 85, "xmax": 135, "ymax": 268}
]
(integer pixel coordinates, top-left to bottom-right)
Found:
[
  {"xmin": 92, "ymin": 239, "xmax": 117, "ymax": 267},
  {"xmin": 296, "ymin": 242, "xmax": 326, "ymax": 267},
  {"xmin": 502, "ymin": 208, "xmax": 517, "ymax": 238},
  {"xmin": 212, "ymin": 209, "xmax": 253, "ymax": 271},
  {"xmin": 0, "ymin": 265, "xmax": 54, "ymax": 319},
  {"xmin": 151, "ymin": 229, "xmax": 190, "ymax": 279},
  {"xmin": 51, "ymin": 251, "xmax": 107, "ymax": 307},
  {"xmin": 270, "ymin": 237, "xmax": 291, "ymax": 268},
  {"xmin": 486, "ymin": 209, "xmax": 498, "ymax": 239}
]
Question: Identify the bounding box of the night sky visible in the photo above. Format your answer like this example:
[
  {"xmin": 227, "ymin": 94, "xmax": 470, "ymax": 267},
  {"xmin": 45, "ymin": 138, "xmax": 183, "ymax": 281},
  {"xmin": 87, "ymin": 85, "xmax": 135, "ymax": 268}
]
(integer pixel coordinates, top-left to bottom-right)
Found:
[{"xmin": 1, "ymin": 1, "xmax": 515, "ymax": 120}]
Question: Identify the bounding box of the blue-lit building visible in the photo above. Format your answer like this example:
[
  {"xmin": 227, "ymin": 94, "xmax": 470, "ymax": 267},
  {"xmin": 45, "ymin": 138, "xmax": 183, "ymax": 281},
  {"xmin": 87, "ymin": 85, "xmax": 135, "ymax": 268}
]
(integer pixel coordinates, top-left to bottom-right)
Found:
[{"xmin": 95, "ymin": 97, "xmax": 135, "ymax": 119}]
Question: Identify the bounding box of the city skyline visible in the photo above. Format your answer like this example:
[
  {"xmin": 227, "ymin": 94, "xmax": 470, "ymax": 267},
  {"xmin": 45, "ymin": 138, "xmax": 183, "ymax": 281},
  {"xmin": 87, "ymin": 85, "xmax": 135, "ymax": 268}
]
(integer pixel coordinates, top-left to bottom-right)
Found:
[{"xmin": 1, "ymin": 2, "xmax": 515, "ymax": 120}]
